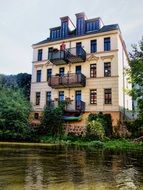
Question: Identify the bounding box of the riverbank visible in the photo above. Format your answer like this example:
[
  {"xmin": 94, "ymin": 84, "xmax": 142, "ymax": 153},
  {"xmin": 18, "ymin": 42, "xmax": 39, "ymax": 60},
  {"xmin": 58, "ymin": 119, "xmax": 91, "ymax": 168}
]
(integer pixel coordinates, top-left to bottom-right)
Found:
[{"xmin": 0, "ymin": 138, "xmax": 143, "ymax": 151}]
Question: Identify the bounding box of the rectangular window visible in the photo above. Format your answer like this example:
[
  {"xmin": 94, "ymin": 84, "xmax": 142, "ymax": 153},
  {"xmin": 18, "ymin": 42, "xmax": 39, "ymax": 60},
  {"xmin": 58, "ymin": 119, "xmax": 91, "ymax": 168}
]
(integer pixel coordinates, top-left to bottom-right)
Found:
[
  {"xmin": 59, "ymin": 67, "xmax": 65, "ymax": 76},
  {"xmin": 104, "ymin": 62, "xmax": 111, "ymax": 77},
  {"xmin": 34, "ymin": 113, "xmax": 39, "ymax": 119},
  {"xmin": 90, "ymin": 64, "xmax": 96, "ymax": 78},
  {"xmin": 47, "ymin": 69, "xmax": 52, "ymax": 81},
  {"xmin": 46, "ymin": 91, "xmax": 51, "ymax": 106},
  {"xmin": 90, "ymin": 89, "xmax": 97, "ymax": 104},
  {"xmin": 48, "ymin": 47, "xmax": 53, "ymax": 60},
  {"xmin": 36, "ymin": 92, "xmax": 40, "ymax": 105},
  {"xmin": 104, "ymin": 37, "xmax": 111, "ymax": 51},
  {"xmin": 77, "ymin": 18, "xmax": 84, "ymax": 35},
  {"xmin": 104, "ymin": 89, "xmax": 112, "ymax": 104},
  {"xmin": 76, "ymin": 42, "xmax": 82, "ymax": 56},
  {"xmin": 36, "ymin": 70, "xmax": 41, "ymax": 82},
  {"xmin": 76, "ymin": 66, "xmax": 81, "ymax": 74},
  {"xmin": 38, "ymin": 49, "xmax": 42, "ymax": 61},
  {"xmin": 59, "ymin": 91, "xmax": 64, "ymax": 102},
  {"xmin": 61, "ymin": 21, "xmax": 68, "ymax": 38},
  {"xmin": 91, "ymin": 40, "xmax": 97, "ymax": 53}
]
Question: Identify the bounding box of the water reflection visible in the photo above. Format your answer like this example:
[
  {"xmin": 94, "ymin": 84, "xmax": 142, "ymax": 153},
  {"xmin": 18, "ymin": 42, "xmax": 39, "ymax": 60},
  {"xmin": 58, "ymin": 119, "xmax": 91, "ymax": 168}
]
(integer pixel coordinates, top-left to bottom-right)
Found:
[{"xmin": 0, "ymin": 145, "xmax": 143, "ymax": 190}]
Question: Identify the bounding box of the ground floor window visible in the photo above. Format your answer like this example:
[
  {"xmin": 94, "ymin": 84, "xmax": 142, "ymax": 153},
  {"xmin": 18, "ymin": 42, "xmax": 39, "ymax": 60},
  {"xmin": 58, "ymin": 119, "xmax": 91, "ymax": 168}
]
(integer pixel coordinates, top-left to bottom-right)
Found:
[
  {"xmin": 34, "ymin": 113, "xmax": 39, "ymax": 119},
  {"xmin": 36, "ymin": 92, "xmax": 40, "ymax": 105}
]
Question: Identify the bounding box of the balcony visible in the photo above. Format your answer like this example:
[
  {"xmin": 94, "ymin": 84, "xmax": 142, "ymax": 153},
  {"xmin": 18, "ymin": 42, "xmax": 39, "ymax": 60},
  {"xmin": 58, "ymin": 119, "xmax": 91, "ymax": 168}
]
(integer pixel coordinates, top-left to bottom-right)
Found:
[
  {"xmin": 48, "ymin": 47, "xmax": 86, "ymax": 65},
  {"xmin": 46, "ymin": 100, "xmax": 54, "ymax": 108},
  {"xmin": 48, "ymin": 50, "xmax": 68, "ymax": 65},
  {"xmin": 54, "ymin": 99, "xmax": 85, "ymax": 113},
  {"xmin": 67, "ymin": 47, "xmax": 86, "ymax": 63},
  {"xmin": 65, "ymin": 100, "xmax": 85, "ymax": 112},
  {"xmin": 48, "ymin": 73, "xmax": 86, "ymax": 89}
]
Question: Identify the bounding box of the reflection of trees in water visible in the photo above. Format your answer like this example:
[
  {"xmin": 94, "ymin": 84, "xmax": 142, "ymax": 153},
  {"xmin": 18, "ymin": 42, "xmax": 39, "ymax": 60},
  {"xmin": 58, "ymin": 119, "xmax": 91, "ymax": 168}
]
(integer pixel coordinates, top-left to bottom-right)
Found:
[
  {"xmin": 114, "ymin": 168, "xmax": 137, "ymax": 190},
  {"xmin": 24, "ymin": 156, "xmax": 44, "ymax": 190},
  {"xmin": 23, "ymin": 146, "xmax": 143, "ymax": 190}
]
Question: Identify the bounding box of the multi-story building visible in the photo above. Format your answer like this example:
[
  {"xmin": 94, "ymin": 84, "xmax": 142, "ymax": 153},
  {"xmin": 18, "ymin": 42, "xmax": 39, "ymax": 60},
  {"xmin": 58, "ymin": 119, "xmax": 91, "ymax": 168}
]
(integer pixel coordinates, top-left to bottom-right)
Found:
[{"xmin": 30, "ymin": 12, "xmax": 132, "ymax": 127}]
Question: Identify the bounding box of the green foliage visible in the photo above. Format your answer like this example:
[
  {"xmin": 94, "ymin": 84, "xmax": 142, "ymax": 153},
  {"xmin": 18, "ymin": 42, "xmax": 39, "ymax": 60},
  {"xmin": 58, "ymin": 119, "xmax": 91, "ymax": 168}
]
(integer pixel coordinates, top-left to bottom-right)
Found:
[
  {"xmin": 125, "ymin": 120, "xmax": 143, "ymax": 138},
  {"xmin": 88, "ymin": 113, "xmax": 112, "ymax": 137},
  {"xmin": 126, "ymin": 37, "xmax": 143, "ymax": 120},
  {"xmin": 40, "ymin": 106, "xmax": 64, "ymax": 137},
  {"xmin": 0, "ymin": 87, "xmax": 32, "ymax": 141},
  {"xmin": 0, "ymin": 73, "xmax": 31, "ymax": 100},
  {"xmin": 87, "ymin": 120, "xmax": 105, "ymax": 140}
]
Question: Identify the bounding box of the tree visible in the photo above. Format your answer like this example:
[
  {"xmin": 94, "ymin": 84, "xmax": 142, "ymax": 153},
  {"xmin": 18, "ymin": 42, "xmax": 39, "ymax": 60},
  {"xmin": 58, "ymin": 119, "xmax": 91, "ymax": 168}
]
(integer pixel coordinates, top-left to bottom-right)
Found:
[
  {"xmin": 40, "ymin": 106, "xmax": 64, "ymax": 137},
  {"xmin": 126, "ymin": 37, "xmax": 143, "ymax": 120},
  {"xmin": 0, "ymin": 87, "xmax": 31, "ymax": 141},
  {"xmin": 16, "ymin": 73, "xmax": 31, "ymax": 100},
  {"xmin": 0, "ymin": 73, "xmax": 31, "ymax": 100}
]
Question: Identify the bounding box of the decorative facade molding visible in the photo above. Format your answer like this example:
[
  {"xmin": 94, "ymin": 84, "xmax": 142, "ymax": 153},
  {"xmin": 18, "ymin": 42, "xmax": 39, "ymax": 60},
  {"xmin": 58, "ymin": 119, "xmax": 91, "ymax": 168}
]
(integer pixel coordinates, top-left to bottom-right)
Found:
[
  {"xmin": 87, "ymin": 53, "xmax": 99, "ymax": 62},
  {"xmin": 101, "ymin": 55, "xmax": 114, "ymax": 60},
  {"xmin": 45, "ymin": 60, "xmax": 53, "ymax": 66},
  {"xmin": 34, "ymin": 64, "xmax": 44, "ymax": 68}
]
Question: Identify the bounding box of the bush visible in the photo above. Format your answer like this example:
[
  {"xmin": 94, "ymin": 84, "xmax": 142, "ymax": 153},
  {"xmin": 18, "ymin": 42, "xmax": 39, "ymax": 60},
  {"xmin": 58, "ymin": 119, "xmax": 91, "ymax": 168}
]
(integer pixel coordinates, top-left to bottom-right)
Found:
[
  {"xmin": 88, "ymin": 112, "xmax": 112, "ymax": 137},
  {"xmin": 86, "ymin": 120, "xmax": 105, "ymax": 140},
  {"xmin": 40, "ymin": 106, "xmax": 64, "ymax": 137},
  {"xmin": 0, "ymin": 87, "xmax": 31, "ymax": 141},
  {"xmin": 125, "ymin": 119, "xmax": 143, "ymax": 138}
]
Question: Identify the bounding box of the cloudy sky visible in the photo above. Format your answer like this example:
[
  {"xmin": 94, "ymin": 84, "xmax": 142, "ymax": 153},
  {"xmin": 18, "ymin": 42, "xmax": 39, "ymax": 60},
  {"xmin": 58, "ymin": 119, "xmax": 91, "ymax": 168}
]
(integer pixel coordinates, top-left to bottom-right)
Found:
[{"xmin": 0, "ymin": 0, "xmax": 143, "ymax": 74}]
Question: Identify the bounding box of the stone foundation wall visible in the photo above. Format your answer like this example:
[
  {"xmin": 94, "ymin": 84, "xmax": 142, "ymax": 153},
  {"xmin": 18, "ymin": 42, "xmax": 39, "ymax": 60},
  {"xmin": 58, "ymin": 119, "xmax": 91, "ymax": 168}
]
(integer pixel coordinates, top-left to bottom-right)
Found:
[{"xmin": 64, "ymin": 124, "xmax": 86, "ymax": 136}]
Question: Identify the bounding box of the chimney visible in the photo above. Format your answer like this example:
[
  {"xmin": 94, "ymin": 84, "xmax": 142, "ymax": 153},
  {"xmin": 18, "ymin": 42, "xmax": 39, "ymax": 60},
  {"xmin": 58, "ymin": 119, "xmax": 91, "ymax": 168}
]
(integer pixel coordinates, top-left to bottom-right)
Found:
[
  {"xmin": 60, "ymin": 16, "xmax": 69, "ymax": 38},
  {"xmin": 75, "ymin": 12, "xmax": 86, "ymax": 35}
]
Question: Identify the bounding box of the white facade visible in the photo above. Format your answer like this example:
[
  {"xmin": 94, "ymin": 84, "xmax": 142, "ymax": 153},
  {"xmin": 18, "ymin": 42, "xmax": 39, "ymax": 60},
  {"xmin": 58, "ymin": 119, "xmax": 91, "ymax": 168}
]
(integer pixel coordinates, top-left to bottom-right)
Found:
[{"xmin": 30, "ymin": 14, "xmax": 132, "ymax": 125}]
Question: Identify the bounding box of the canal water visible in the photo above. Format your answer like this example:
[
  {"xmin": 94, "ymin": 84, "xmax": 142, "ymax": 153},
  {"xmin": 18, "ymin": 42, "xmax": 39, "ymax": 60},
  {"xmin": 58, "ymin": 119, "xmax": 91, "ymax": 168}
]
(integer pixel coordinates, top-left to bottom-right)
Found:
[{"xmin": 0, "ymin": 145, "xmax": 143, "ymax": 190}]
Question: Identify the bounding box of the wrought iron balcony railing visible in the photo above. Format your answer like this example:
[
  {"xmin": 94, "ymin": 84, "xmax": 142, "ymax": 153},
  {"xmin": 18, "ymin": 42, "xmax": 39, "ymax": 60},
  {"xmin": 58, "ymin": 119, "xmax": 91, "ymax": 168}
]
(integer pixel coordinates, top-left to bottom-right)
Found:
[
  {"xmin": 65, "ymin": 100, "xmax": 85, "ymax": 112},
  {"xmin": 53, "ymin": 99, "xmax": 85, "ymax": 113},
  {"xmin": 48, "ymin": 50, "xmax": 68, "ymax": 65},
  {"xmin": 48, "ymin": 47, "xmax": 86, "ymax": 65},
  {"xmin": 67, "ymin": 47, "xmax": 86, "ymax": 63},
  {"xmin": 48, "ymin": 73, "xmax": 86, "ymax": 89}
]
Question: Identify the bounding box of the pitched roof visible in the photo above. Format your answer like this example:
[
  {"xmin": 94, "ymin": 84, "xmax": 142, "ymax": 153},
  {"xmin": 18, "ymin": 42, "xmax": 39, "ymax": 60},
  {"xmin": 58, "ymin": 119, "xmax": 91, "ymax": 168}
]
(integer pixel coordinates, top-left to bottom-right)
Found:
[{"xmin": 33, "ymin": 24, "xmax": 119, "ymax": 46}]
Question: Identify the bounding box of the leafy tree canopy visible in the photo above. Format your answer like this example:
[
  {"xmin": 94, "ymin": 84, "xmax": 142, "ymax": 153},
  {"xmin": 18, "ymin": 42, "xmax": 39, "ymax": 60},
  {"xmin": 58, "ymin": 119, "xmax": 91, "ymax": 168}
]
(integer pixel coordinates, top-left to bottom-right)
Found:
[
  {"xmin": 0, "ymin": 87, "xmax": 31, "ymax": 141},
  {"xmin": 126, "ymin": 36, "xmax": 143, "ymax": 120},
  {"xmin": 0, "ymin": 73, "xmax": 31, "ymax": 100}
]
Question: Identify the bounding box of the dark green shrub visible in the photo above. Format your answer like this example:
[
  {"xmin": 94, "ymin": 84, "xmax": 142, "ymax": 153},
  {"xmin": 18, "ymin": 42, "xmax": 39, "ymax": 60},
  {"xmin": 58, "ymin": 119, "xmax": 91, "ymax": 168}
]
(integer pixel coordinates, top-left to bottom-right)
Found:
[
  {"xmin": 40, "ymin": 106, "xmax": 64, "ymax": 137},
  {"xmin": 86, "ymin": 120, "xmax": 105, "ymax": 140},
  {"xmin": 87, "ymin": 112, "xmax": 112, "ymax": 137},
  {"xmin": 125, "ymin": 119, "xmax": 143, "ymax": 138},
  {"xmin": 0, "ymin": 87, "xmax": 31, "ymax": 141}
]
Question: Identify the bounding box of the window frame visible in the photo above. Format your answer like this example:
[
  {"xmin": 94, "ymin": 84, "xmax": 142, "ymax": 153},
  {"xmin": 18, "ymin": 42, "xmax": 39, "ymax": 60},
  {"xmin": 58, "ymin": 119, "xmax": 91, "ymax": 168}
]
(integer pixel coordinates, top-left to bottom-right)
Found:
[
  {"xmin": 104, "ymin": 88, "xmax": 112, "ymax": 104},
  {"xmin": 90, "ymin": 64, "xmax": 97, "ymax": 78},
  {"xmin": 59, "ymin": 91, "xmax": 64, "ymax": 102},
  {"xmin": 47, "ymin": 69, "xmax": 52, "ymax": 81},
  {"xmin": 91, "ymin": 40, "xmax": 97, "ymax": 53},
  {"xmin": 35, "ymin": 92, "xmax": 40, "ymax": 105},
  {"xmin": 104, "ymin": 62, "xmax": 111, "ymax": 77},
  {"xmin": 46, "ymin": 91, "xmax": 51, "ymax": 106},
  {"xmin": 36, "ymin": 70, "xmax": 41, "ymax": 82},
  {"xmin": 104, "ymin": 37, "xmax": 111, "ymax": 51},
  {"xmin": 37, "ymin": 49, "xmax": 43, "ymax": 61},
  {"xmin": 90, "ymin": 89, "xmax": 97, "ymax": 104}
]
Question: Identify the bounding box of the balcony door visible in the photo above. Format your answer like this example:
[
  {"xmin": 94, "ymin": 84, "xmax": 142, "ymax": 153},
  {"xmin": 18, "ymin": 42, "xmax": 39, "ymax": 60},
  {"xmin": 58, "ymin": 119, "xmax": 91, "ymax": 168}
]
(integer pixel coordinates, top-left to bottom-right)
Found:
[
  {"xmin": 46, "ymin": 91, "xmax": 51, "ymax": 107},
  {"xmin": 59, "ymin": 67, "xmax": 65, "ymax": 76},
  {"xmin": 59, "ymin": 91, "xmax": 64, "ymax": 102},
  {"xmin": 76, "ymin": 42, "xmax": 82, "ymax": 56},
  {"xmin": 76, "ymin": 66, "xmax": 81, "ymax": 74},
  {"xmin": 75, "ymin": 90, "xmax": 81, "ymax": 110}
]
